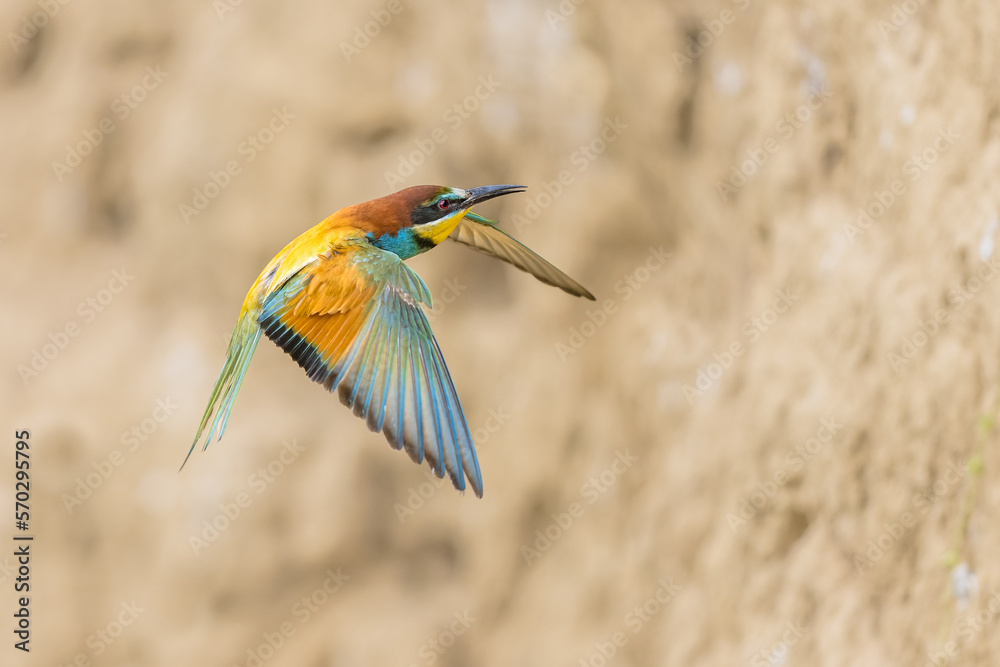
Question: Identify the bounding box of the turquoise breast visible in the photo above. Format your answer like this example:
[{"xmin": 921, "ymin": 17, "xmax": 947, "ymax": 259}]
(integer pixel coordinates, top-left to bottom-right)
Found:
[{"xmin": 367, "ymin": 228, "xmax": 434, "ymax": 260}]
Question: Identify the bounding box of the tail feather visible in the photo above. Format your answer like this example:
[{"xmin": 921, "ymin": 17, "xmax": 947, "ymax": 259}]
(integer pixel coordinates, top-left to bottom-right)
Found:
[{"xmin": 181, "ymin": 315, "xmax": 262, "ymax": 470}]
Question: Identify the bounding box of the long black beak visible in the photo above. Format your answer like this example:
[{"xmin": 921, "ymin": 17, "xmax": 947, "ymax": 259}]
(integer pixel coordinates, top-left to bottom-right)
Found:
[{"xmin": 460, "ymin": 184, "xmax": 526, "ymax": 210}]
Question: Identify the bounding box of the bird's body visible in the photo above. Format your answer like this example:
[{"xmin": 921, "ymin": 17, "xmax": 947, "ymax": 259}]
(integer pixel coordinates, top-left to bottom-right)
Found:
[{"xmin": 185, "ymin": 184, "xmax": 593, "ymax": 497}]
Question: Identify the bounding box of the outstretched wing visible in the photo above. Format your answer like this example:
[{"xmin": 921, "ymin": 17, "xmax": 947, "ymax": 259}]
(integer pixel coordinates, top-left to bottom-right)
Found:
[
  {"xmin": 449, "ymin": 212, "xmax": 595, "ymax": 300},
  {"xmin": 181, "ymin": 312, "xmax": 262, "ymax": 469},
  {"xmin": 257, "ymin": 235, "xmax": 483, "ymax": 496}
]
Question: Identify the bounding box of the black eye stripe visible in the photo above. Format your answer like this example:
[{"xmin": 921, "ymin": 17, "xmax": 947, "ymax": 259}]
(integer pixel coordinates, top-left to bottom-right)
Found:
[{"xmin": 411, "ymin": 198, "xmax": 456, "ymax": 226}]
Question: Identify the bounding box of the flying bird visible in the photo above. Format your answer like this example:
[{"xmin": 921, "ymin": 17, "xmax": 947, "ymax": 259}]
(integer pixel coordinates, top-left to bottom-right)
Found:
[{"xmin": 183, "ymin": 184, "xmax": 593, "ymax": 497}]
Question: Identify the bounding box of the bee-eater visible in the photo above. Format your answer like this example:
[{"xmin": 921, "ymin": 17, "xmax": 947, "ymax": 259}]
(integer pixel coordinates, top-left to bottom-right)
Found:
[{"xmin": 183, "ymin": 184, "xmax": 593, "ymax": 497}]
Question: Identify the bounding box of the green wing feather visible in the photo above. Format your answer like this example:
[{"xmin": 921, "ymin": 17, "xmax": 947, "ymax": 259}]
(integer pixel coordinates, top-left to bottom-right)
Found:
[{"xmin": 181, "ymin": 314, "xmax": 262, "ymax": 469}]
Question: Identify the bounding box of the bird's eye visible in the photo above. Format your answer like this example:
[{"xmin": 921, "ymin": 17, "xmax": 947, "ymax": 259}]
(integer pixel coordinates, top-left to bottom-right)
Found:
[{"xmin": 437, "ymin": 199, "xmax": 450, "ymax": 211}]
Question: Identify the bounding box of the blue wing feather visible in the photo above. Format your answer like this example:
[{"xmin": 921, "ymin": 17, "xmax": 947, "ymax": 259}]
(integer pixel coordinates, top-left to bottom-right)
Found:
[{"xmin": 251, "ymin": 241, "xmax": 483, "ymax": 496}]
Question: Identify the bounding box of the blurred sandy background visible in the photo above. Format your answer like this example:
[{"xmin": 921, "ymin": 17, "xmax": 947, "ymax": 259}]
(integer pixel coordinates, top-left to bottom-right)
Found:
[{"xmin": 4, "ymin": 0, "xmax": 1000, "ymax": 665}]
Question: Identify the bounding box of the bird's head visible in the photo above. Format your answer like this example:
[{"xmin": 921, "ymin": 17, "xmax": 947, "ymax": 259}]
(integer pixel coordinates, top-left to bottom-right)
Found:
[
  {"xmin": 404, "ymin": 183, "xmax": 527, "ymax": 227},
  {"xmin": 348, "ymin": 184, "xmax": 526, "ymax": 237}
]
